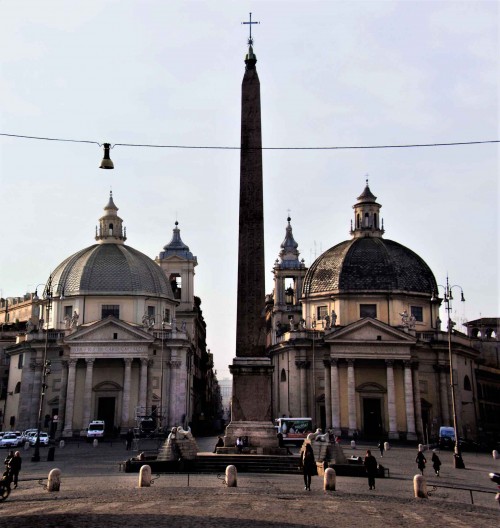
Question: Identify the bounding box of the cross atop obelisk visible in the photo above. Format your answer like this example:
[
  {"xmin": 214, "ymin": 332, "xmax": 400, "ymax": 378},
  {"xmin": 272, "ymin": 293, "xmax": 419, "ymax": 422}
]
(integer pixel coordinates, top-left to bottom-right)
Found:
[{"xmin": 241, "ymin": 12, "xmax": 260, "ymax": 44}]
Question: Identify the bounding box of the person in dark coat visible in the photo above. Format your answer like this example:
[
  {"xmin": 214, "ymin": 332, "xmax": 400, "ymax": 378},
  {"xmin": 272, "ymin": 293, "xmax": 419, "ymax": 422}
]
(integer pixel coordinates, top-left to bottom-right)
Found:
[
  {"xmin": 431, "ymin": 450, "xmax": 441, "ymax": 476},
  {"xmin": 364, "ymin": 449, "xmax": 378, "ymax": 490},
  {"xmin": 416, "ymin": 450, "xmax": 427, "ymax": 475},
  {"xmin": 8, "ymin": 451, "xmax": 22, "ymax": 488},
  {"xmin": 125, "ymin": 429, "xmax": 134, "ymax": 451},
  {"xmin": 4, "ymin": 451, "xmax": 14, "ymax": 467},
  {"xmin": 213, "ymin": 436, "xmax": 224, "ymax": 453},
  {"xmin": 377, "ymin": 440, "xmax": 384, "ymax": 457},
  {"xmin": 300, "ymin": 443, "xmax": 317, "ymax": 491}
]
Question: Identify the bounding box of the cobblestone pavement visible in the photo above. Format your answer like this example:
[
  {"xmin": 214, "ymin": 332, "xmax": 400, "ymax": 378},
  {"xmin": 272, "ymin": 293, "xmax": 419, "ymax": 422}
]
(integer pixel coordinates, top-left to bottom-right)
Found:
[{"xmin": 0, "ymin": 438, "xmax": 498, "ymax": 527}]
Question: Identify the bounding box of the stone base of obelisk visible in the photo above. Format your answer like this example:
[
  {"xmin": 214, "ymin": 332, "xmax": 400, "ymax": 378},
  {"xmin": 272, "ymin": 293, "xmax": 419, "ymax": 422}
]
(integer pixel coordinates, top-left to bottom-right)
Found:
[{"xmin": 223, "ymin": 357, "xmax": 284, "ymax": 455}]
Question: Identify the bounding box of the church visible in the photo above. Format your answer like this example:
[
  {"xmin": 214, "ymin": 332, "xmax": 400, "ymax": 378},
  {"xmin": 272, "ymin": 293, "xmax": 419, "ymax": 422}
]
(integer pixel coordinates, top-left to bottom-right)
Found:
[
  {"xmin": 266, "ymin": 182, "xmax": 484, "ymax": 443},
  {"xmin": 1, "ymin": 193, "xmax": 220, "ymax": 436}
]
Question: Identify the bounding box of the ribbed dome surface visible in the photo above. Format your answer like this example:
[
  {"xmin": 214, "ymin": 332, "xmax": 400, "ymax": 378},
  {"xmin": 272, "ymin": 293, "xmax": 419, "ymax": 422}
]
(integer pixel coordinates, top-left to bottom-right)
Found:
[
  {"xmin": 303, "ymin": 238, "xmax": 437, "ymax": 295},
  {"xmin": 50, "ymin": 244, "xmax": 174, "ymax": 297}
]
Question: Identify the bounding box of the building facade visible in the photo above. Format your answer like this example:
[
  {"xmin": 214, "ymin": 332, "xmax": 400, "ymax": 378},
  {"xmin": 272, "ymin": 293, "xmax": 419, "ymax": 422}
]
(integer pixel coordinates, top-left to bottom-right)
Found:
[
  {"xmin": 1, "ymin": 193, "xmax": 221, "ymax": 437},
  {"xmin": 266, "ymin": 183, "xmax": 483, "ymax": 443}
]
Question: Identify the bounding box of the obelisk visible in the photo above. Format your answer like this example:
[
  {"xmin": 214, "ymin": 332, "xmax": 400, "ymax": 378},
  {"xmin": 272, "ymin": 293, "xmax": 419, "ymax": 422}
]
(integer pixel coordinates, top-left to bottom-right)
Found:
[{"xmin": 224, "ymin": 15, "xmax": 278, "ymax": 452}]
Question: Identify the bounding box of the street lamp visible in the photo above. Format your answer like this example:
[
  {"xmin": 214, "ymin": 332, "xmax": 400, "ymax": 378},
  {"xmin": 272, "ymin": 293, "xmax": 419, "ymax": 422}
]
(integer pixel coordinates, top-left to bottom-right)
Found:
[
  {"xmin": 432, "ymin": 276, "xmax": 466, "ymax": 469},
  {"xmin": 31, "ymin": 275, "xmax": 55, "ymax": 462}
]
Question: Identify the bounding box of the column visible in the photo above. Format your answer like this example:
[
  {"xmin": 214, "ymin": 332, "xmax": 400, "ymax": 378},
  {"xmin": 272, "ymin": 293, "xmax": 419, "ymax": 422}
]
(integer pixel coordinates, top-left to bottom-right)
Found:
[
  {"xmin": 347, "ymin": 359, "xmax": 357, "ymax": 436},
  {"xmin": 56, "ymin": 359, "xmax": 68, "ymax": 437},
  {"xmin": 412, "ymin": 362, "xmax": 424, "ymax": 442},
  {"xmin": 330, "ymin": 359, "xmax": 341, "ymax": 434},
  {"xmin": 438, "ymin": 365, "xmax": 450, "ymax": 425},
  {"xmin": 162, "ymin": 357, "xmax": 171, "ymax": 428},
  {"xmin": 323, "ymin": 360, "xmax": 332, "ymax": 430},
  {"xmin": 139, "ymin": 358, "xmax": 148, "ymax": 414},
  {"xmin": 121, "ymin": 358, "xmax": 133, "ymax": 429},
  {"xmin": 386, "ymin": 360, "xmax": 398, "ymax": 440},
  {"xmin": 295, "ymin": 360, "xmax": 309, "ymax": 417},
  {"xmin": 146, "ymin": 359, "xmax": 154, "ymax": 414},
  {"xmin": 82, "ymin": 358, "xmax": 95, "ymax": 427},
  {"xmin": 404, "ymin": 361, "xmax": 417, "ymax": 440},
  {"xmin": 30, "ymin": 360, "xmax": 43, "ymax": 427},
  {"xmin": 62, "ymin": 359, "xmax": 78, "ymax": 437},
  {"xmin": 168, "ymin": 360, "xmax": 182, "ymax": 426}
]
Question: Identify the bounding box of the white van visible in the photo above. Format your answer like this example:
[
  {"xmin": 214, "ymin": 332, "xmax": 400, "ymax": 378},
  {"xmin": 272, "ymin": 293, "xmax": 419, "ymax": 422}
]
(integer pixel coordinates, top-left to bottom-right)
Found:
[{"xmin": 87, "ymin": 420, "xmax": 105, "ymax": 439}]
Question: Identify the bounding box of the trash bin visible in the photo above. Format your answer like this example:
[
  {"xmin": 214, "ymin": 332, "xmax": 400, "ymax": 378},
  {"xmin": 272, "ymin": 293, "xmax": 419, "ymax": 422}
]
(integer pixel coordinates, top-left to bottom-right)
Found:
[{"xmin": 47, "ymin": 446, "xmax": 56, "ymax": 462}]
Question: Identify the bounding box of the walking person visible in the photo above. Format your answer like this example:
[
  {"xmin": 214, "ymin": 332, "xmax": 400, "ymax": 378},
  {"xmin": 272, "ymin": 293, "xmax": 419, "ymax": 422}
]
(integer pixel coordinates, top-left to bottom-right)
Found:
[
  {"xmin": 377, "ymin": 439, "xmax": 384, "ymax": 457},
  {"xmin": 300, "ymin": 443, "xmax": 317, "ymax": 491},
  {"xmin": 4, "ymin": 450, "xmax": 14, "ymax": 467},
  {"xmin": 416, "ymin": 449, "xmax": 427, "ymax": 475},
  {"xmin": 8, "ymin": 451, "xmax": 22, "ymax": 489},
  {"xmin": 364, "ymin": 449, "xmax": 378, "ymax": 490},
  {"xmin": 431, "ymin": 450, "xmax": 441, "ymax": 476}
]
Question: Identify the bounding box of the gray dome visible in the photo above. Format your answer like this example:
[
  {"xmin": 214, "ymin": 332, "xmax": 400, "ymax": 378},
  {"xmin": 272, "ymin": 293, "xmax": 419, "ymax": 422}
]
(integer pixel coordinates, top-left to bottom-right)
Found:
[
  {"xmin": 303, "ymin": 237, "xmax": 437, "ymax": 296},
  {"xmin": 50, "ymin": 243, "xmax": 174, "ymax": 298}
]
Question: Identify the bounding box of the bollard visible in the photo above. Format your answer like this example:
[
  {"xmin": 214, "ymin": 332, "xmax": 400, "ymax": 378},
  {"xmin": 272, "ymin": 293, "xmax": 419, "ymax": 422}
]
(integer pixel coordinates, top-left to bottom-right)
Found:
[
  {"xmin": 418, "ymin": 444, "xmax": 424, "ymax": 452},
  {"xmin": 413, "ymin": 474, "xmax": 427, "ymax": 499},
  {"xmin": 384, "ymin": 441, "xmax": 390, "ymax": 452},
  {"xmin": 350, "ymin": 440, "xmax": 356, "ymax": 449},
  {"xmin": 225, "ymin": 465, "xmax": 237, "ymax": 487},
  {"xmin": 47, "ymin": 468, "xmax": 61, "ymax": 492},
  {"xmin": 24, "ymin": 441, "xmax": 30, "ymax": 451},
  {"xmin": 493, "ymin": 450, "xmax": 499, "ymax": 460},
  {"xmin": 47, "ymin": 446, "xmax": 55, "ymax": 462},
  {"xmin": 324, "ymin": 467, "xmax": 336, "ymax": 491},
  {"xmin": 59, "ymin": 440, "xmax": 65, "ymax": 448},
  {"xmin": 93, "ymin": 439, "xmax": 98, "ymax": 448},
  {"xmin": 138, "ymin": 465, "xmax": 152, "ymax": 487}
]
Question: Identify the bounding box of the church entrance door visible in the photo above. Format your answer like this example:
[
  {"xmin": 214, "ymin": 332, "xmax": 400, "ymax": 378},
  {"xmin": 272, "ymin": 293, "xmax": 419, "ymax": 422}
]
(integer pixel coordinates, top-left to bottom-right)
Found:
[
  {"xmin": 363, "ymin": 398, "xmax": 382, "ymax": 439},
  {"xmin": 97, "ymin": 397, "xmax": 115, "ymax": 434}
]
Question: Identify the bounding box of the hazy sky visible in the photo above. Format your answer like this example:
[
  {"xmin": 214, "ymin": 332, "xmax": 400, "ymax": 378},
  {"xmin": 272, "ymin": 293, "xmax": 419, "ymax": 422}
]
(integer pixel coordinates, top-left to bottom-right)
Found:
[{"xmin": 0, "ymin": 1, "xmax": 498, "ymax": 379}]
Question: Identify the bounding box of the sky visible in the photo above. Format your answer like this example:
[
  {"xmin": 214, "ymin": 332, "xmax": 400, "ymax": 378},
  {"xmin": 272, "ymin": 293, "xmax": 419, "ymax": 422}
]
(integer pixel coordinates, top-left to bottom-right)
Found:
[{"xmin": 0, "ymin": 1, "xmax": 498, "ymax": 379}]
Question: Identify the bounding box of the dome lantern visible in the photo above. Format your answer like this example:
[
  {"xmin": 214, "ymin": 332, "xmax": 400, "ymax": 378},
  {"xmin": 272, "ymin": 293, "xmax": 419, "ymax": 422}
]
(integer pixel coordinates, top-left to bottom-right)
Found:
[{"xmin": 350, "ymin": 179, "xmax": 384, "ymax": 239}]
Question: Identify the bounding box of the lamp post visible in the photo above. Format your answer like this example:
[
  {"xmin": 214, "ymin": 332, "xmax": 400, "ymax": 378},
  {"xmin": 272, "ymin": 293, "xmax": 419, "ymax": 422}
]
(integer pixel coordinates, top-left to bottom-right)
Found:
[
  {"xmin": 432, "ymin": 276, "xmax": 466, "ymax": 469},
  {"xmin": 31, "ymin": 275, "xmax": 55, "ymax": 462}
]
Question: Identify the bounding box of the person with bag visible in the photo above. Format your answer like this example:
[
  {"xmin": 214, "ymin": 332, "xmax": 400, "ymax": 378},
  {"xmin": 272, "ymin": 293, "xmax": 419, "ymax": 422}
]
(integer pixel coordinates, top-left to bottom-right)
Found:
[{"xmin": 300, "ymin": 443, "xmax": 317, "ymax": 491}]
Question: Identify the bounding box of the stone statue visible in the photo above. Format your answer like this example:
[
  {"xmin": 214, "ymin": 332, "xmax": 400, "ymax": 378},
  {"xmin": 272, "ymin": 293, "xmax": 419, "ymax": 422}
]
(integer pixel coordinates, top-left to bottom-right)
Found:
[
  {"xmin": 181, "ymin": 320, "xmax": 187, "ymax": 332},
  {"xmin": 324, "ymin": 314, "xmax": 331, "ymax": 330},
  {"xmin": 299, "ymin": 318, "xmax": 306, "ymax": 329},
  {"xmin": 399, "ymin": 310, "xmax": 409, "ymax": 326},
  {"xmin": 70, "ymin": 311, "xmax": 79, "ymax": 328},
  {"xmin": 142, "ymin": 313, "xmax": 155, "ymax": 330},
  {"xmin": 26, "ymin": 319, "xmax": 35, "ymax": 333},
  {"xmin": 331, "ymin": 310, "xmax": 337, "ymax": 327},
  {"xmin": 408, "ymin": 314, "xmax": 416, "ymax": 329},
  {"xmin": 64, "ymin": 314, "xmax": 71, "ymax": 329},
  {"xmin": 436, "ymin": 316, "xmax": 442, "ymax": 331}
]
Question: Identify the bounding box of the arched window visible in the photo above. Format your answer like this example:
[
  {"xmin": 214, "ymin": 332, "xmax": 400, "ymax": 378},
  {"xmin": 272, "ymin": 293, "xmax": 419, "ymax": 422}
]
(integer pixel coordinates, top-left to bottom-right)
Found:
[
  {"xmin": 374, "ymin": 213, "xmax": 378, "ymax": 228},
  {"xmin": 463, "ymin": 375, "xmax": 472, "ymax": 391},
  {"xmin": 356, "ymin": 214, "xmax": 360, "ymax": 228},
  {"xmin": 471, "ymin": 328, "xmax": 479, "ymax": 338},
  {"xmin": 485, "ymin": 328, "xmax": 493, "ymax": 339},
  {"xmin": 108, "ymin": 223, "xmax": 114, "ymax": 236},
  {"xmin": 14, "ymin": 382, "xmax": 21, "ymax": 394},
  {"xmin": 280, "ymin": 368, "xmax": 287, "ymax": 382}
]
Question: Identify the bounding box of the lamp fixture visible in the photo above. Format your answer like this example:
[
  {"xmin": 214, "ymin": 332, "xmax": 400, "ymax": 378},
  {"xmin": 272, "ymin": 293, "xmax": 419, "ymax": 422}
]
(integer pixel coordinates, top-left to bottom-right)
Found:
[{"xmin": 99, "ymin": 143, "xmax": 114, "ymax": 169}]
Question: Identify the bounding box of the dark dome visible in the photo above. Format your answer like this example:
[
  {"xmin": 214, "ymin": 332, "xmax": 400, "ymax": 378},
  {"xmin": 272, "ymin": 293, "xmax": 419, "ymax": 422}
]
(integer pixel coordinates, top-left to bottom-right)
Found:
[
  {"xmin": 303, "ymin": 238, "xmax": 437, "ymax": 296},
  {"xmin": 50, "ymin": 244, "xmax": 174, "ymax": 298}
]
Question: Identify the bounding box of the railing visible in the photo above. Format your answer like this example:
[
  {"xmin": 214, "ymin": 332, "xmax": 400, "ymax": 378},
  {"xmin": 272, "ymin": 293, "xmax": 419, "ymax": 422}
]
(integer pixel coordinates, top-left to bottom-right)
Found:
[{"xmin": 427, "ymin": 483, "xmax": 497, "ymax": 505}]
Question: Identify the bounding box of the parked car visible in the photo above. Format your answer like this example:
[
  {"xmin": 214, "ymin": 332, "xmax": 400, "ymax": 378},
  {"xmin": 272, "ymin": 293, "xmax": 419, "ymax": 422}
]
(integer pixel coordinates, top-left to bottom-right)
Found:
[
  {"xmin": 21, "ymin": 429, "xmax": 38, "ymax": 443},
  {"xmin": 28, "ymin": 432, "xmax": 49, "ymax": 446},
  {"xmin": 0, "ymin": 433, "xmax": 20, "ymax": 448}
]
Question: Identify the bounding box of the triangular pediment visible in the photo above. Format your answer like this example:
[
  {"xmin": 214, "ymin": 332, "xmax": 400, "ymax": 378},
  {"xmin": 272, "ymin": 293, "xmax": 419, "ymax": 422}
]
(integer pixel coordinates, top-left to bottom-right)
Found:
[
  {"xmin": 325, "ymin": 317, "xmax": 416, "ymax": 345},
  {"xmin": 65, "ymin": 316, "xmax": 154, "ymax": 345}
]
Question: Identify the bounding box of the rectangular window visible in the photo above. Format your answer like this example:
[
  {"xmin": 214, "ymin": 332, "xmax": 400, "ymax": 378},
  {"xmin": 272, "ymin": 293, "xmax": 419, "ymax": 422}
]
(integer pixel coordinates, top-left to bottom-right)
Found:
[
  {"xmin": 102, "ymin": 305, "xmax": 120, "ymax": 319},
  {"xmin": 147, "ymin": 305, "xmax": 155, "ymax": 317},
  {"xmin": 163, "ymin": 308, "xmax": 171, "ymax": 323},
  {"xmin": 64, "ymin": 305, "xmax": 73, "ymax": 319},
  {"xmin": 18, "ymin": 354, "xmax": 24, "ymax": 369},
  {"xmin": 360, "ymin": 304, "xmax": 377, "ymax": 318},
  {"xmin": 317, "ymin": 306, "xmax": 328, "ymax": 320},
  {"xmin": 411, "ymin": 306, "xmax": 423, "ymax": 322}
]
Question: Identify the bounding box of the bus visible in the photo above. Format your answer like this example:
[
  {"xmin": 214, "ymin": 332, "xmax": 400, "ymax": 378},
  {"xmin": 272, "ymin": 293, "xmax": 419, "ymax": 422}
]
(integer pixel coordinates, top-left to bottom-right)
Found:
[{"xmin": 275, "ymin": 417, "xmax": 313, "ymax": 444}]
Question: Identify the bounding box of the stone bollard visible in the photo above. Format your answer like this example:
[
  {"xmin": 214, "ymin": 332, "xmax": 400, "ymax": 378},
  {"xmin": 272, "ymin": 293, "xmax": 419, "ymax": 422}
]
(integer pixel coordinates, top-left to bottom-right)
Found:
[
  {"xmin": 384, "ymin": 441, "xmax": 390, "ymax": 452},
  {"xmin": 59, "ymin": 440, "xmax": 65, "ymax": 448},
  {"xmin": 413, "ymin": 474, "xmax": 427, "ymax": 499},
  {"xmin": 24, "ymin": 441, "xmax": 30, "ymax": 451},
  {"xmin": 225, "ymin": 465, "xmax": 237, "ymax": 487},
  {"xmin": 418, "ymin": 444, "xmax": 424, "ymax": 452},
  {"xmin": 138, "ymin": 465, "xmax": 152, "ymax": 487},
  {"xmin": 493, "ymin": 450, "xmax": 499, "ymax": 460},
  {"xmin": 93, "ymin": 439, "xmax": 98, "ymax": 448},
  {"xmin": 350, "ymin": 440, "xmax": 356, "ymax": 449},
  {"xmin": 47, "ymin": 468, "xmax": 61, "ymax": 492},
  {"xmin": 324, "ymin": 467, "xmax": 336, "ymax": 491}
]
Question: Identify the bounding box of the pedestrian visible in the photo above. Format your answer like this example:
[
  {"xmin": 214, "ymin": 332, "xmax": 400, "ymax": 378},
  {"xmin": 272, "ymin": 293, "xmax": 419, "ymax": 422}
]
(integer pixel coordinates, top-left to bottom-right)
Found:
[
  {"xmin": 8, "ymin": 451, "xmax": 22, "ymax": 489},
  {"xmin": 4, "ymin": 450, "xmax": 14, "ymax": 467},
  {"xmin": 300, "ymin": 443, "xmax": 317, "ymax": 491},
  {"xmin": 236, "ymin": 436, "xmax": 243, "ymax": 453},
  {"xmin": 377, "ymin": 439, "xmax": 384, "ymax": 457},
  {"xmin": 125, "ymin": 429, "xmax": 134, "ymax": 451},
  {"xmin": 213, "ymin": 436, "xmax": 224, "ymax": 453},
  {"xmin": 431, "ymin": 450, "xmax": 441, "ymax": 477},
  {"xmin": 416, "ymin": 449, "xmax": 427, "ymax": 475},
  {"xmin": 364, "ymin": 449, "xmax": 378, "ymax": 490}
]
